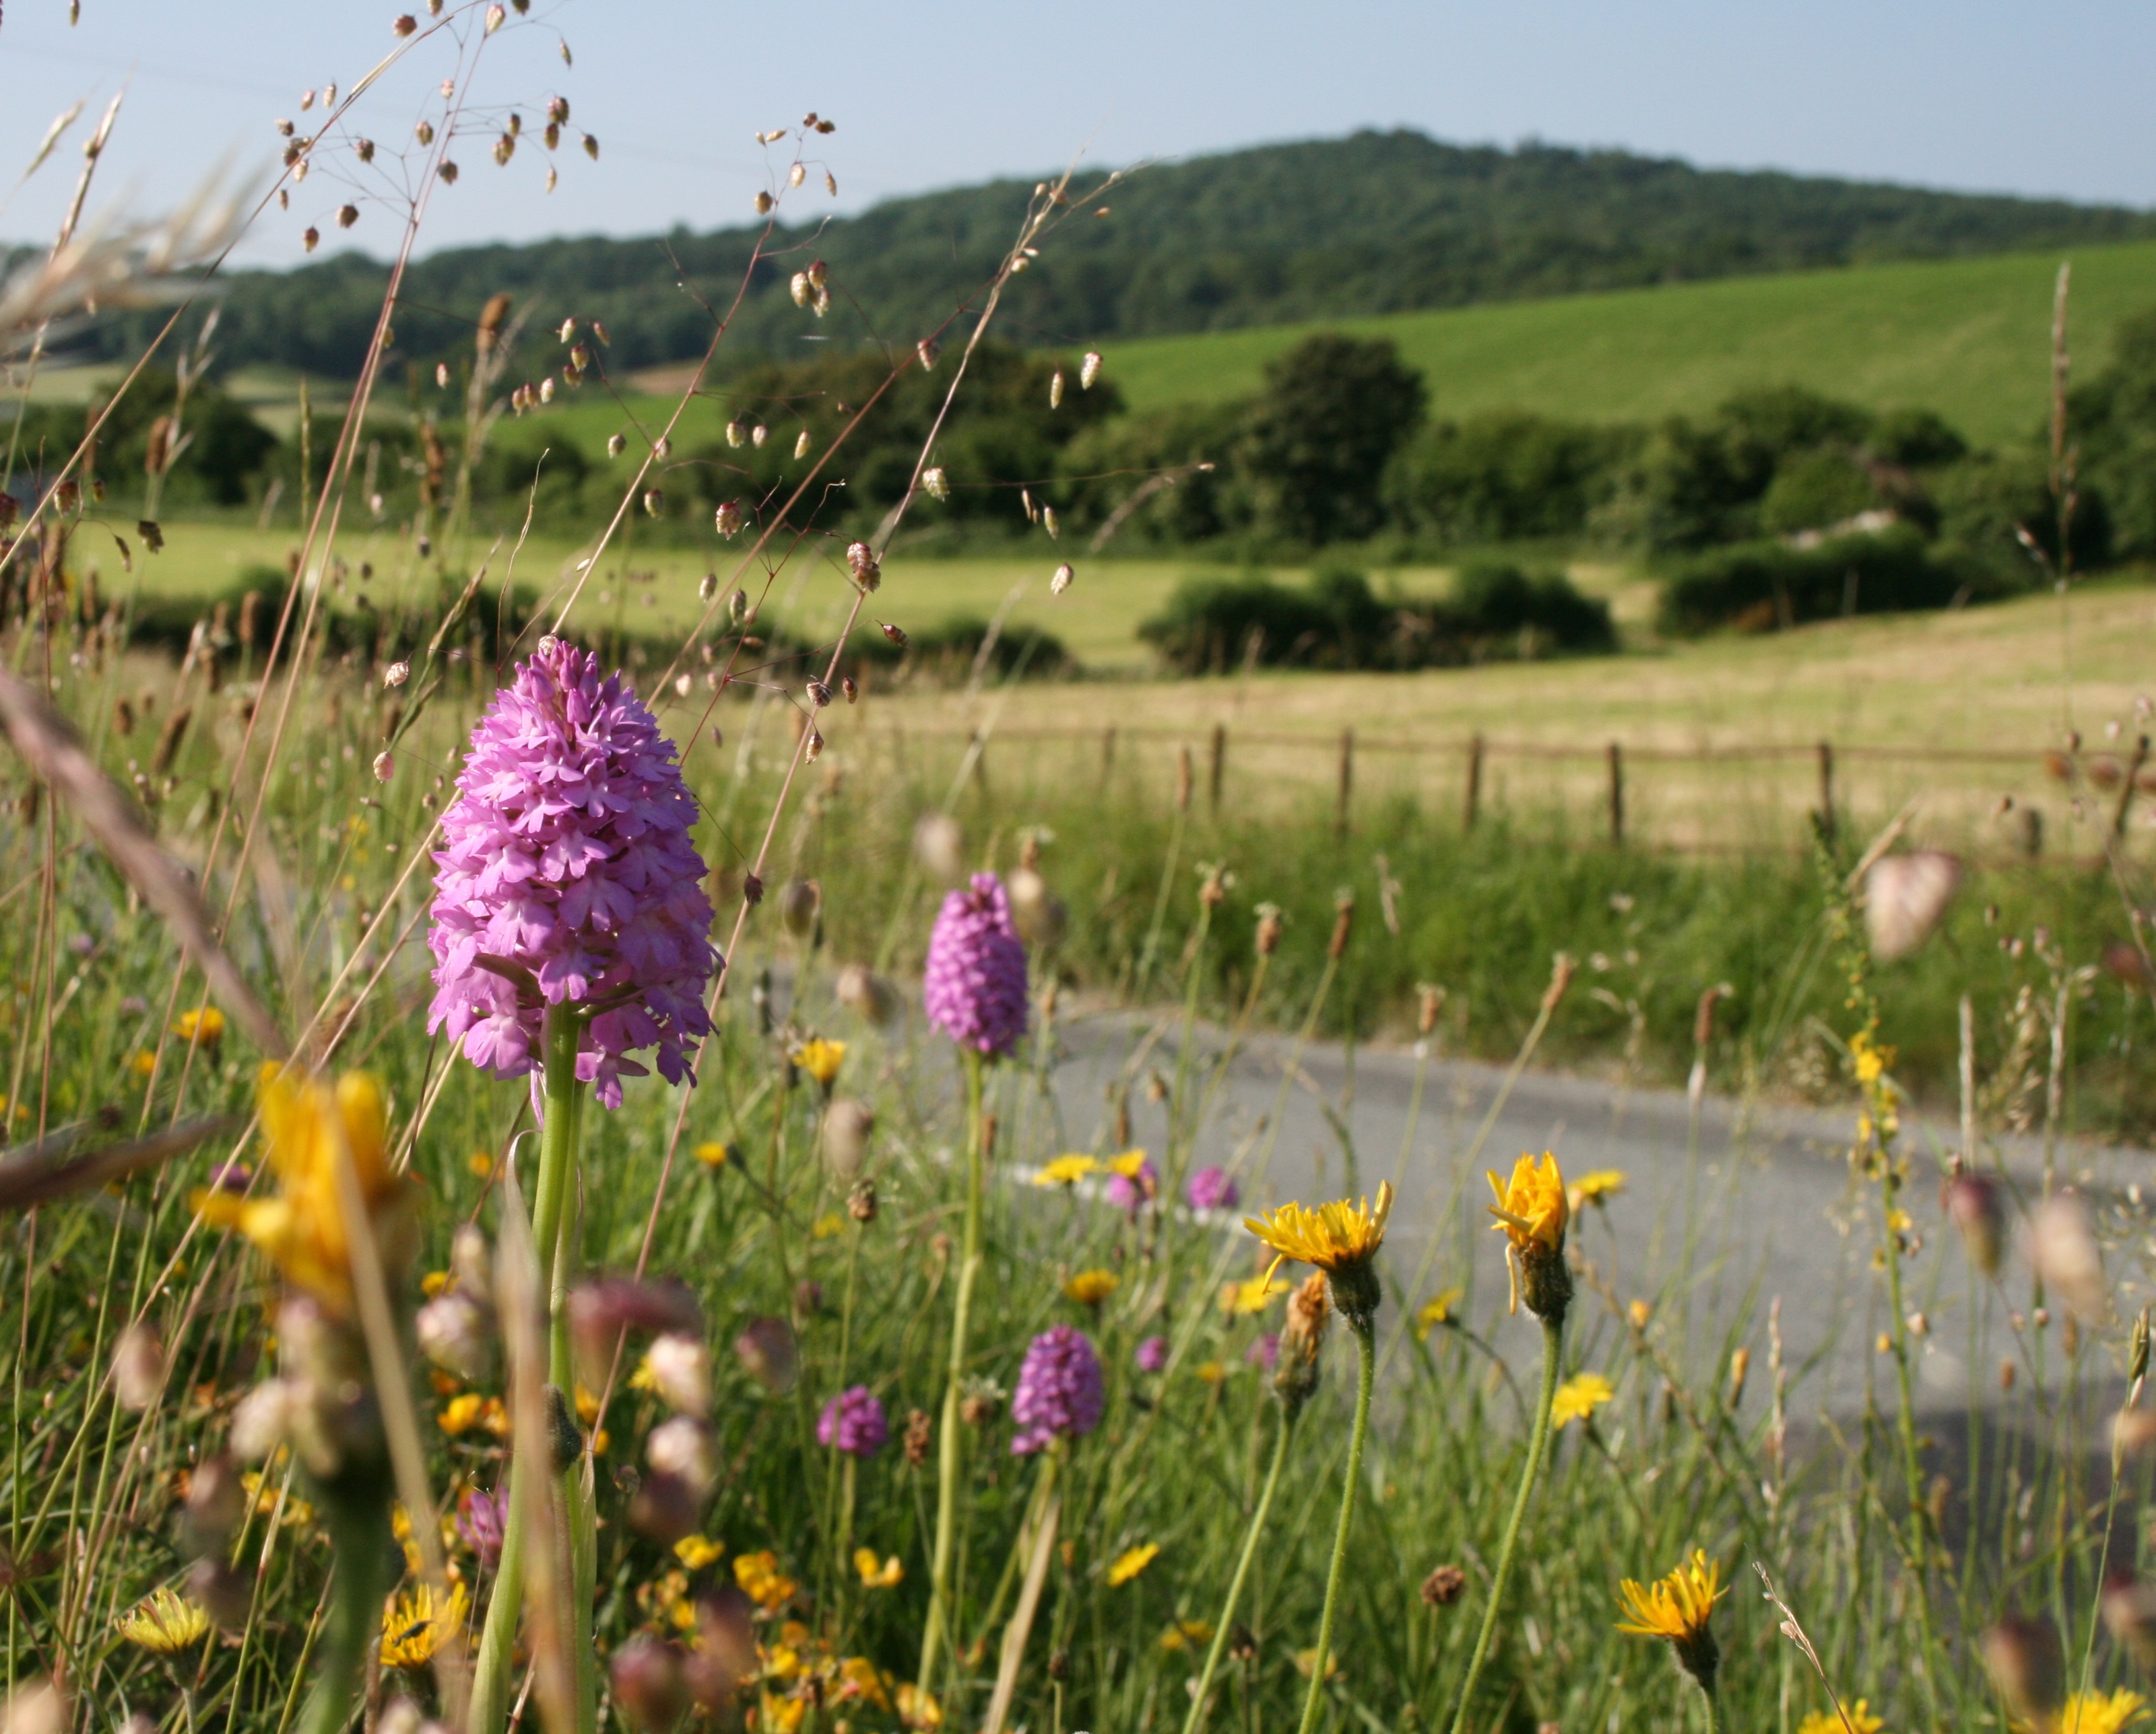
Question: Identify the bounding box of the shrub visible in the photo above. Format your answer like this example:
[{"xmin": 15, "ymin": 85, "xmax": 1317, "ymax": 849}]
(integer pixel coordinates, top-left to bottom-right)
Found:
[
  {"xmin": 1933, "ymin": 449, "xmax": 2110, "ymax": 575},
  {"xmin": 1449, "ymin": 560, "xmax": 1615, "ymax": 651},
  {"xmin": 1758, "ymin": 447, "xmax": 1879, "ymax": 535},
  {"xmin": 1656, "ymin": 525, "xmax": 2002, "ymax": 636},
  {"xmin": 1387, "ymin": 410, "xmax": 1636, "ymax": 542},
  {"xmin": 1054, "ymin": 402, "xmax": 1249, "ymax": 546}
]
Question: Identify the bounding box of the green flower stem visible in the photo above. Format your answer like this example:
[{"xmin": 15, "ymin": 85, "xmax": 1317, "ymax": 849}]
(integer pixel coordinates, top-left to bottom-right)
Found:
[
  {"xmin": 1296, "ymin": 1320, "xmax": 1376, "ymax": 1734},
  {"xmin": 1700, "ymin": 1681, "xmax": 1718, "ymax": 1734},
  {"xmin": 296, "ymin": 1499, "xmax": 391, "ymax": 1734},
  {"xmin": 469, "ymin": 1007, "xmax": 588, "ymax": 1734},
  {"xmin": 1447, "ymin": 1313, "xmax": 1563, "ymax": 1734},
  {"xmin": 1181, "ymin": 1408, "xmax": 1295, "ymax": 1734},
  {"xmin": 919, "ymin": 1045, "xmax": 987, "ymax": 1692}
]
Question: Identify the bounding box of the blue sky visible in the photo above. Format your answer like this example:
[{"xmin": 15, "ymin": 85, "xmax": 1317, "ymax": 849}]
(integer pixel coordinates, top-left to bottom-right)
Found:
[{"xmin": 0, "ymin": 0, "xmax": 2150, "ymax": 265}]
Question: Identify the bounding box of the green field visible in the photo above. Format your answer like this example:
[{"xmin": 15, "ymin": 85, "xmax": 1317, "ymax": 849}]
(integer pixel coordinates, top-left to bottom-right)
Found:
[{"xmin": 1100, "ymin": 240, "xmax": 2156, "ymax": 445}]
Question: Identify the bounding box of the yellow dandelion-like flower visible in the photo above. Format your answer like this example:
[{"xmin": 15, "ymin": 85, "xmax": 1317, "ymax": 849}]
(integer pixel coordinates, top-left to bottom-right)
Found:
[
  {"xmin": 2059, "ymin": 1691, "xmax": 2151, "ymax": 1734},
  {"xmin": 1194, "ymin": 1360, "xmax": 1229, "ymax": 1386},
  {"xmin": 379, "ymin": 1579, "xmax": 467, "ymax": 1669},
  {"xmin": 1552, "ymin": 1372, "xmax": 1615, "ymax": 1429},
  {"xmin": 1221, "ymin": 1274, "xmax": 1287, "ymax": 1315},
  {"xmin": 1568, "ymin": 1168, "xmax": 1627, "ymax": 1211},
  {"xmin": 761, "ymin": 1692, "xmax": 808, "ymax": 1734},
  {"xmin": 1034, "ymin": 1154, "xmax": 1099, "ymax": 1187},
  {"xmin": 1158, "ymin": 1620, "xmax": 1214, "ymax": 1651},
  {"xmin": 1848, "ymin": 1030, "xmax": 1893, "ymax": 1086},
  {"xmin": 1293, "ymin": 1648, "xmax": 1340, "ymax": 1681},
  {"xmin": 1243, "ymin": 1180, "xmax": 1393, "ymax": 1293},
  {"xmin": 1107, "ymin": 1542, "xmax": 1160, "ymax": 1587},
  {"xmin": 116, "ymin": 1587, "xmax": 211, "ymax": 1654},
  {"xmin": 837, "ymin": 1656, "xmax": 893, "ymax": 1710},
  {"xmin": 694, "ymin": 1140, "xmax": 731, "ymax": 1169},
  {"xmin": 1629, "ymin": 1298, "xmax": 1653, "ymax": 1328},
  {"xmin": 812, "ymin": 1212, "xmax": 846, "ymax": 1241},
  {"xmin": 1064, "ymin": 1269, "xmax": 1119, "ymax": 1306},
  {"xmin": 1106, "ymin": 1149, "xmax": 1150, "ymax": 1178},
  {"xmin": 1797, "ymin": 1702, "xmax": 1884, "ymax": 1734},
  {"xmin": 1414, "ymin": 1286, "xmax": 1465, "ymax": 1339},
  {"xmin": 895, "ymin": 1683, "xmax": 942, "ymax": 1731},
  {"xmin": 674, "ymin": 1533, "xmax": 724, "ymax": 1570},
  {"xmin": 467, "ymin": 1150, "xmax": 494, "ymax": 1178},
  {"xmin": 791, "ymin": 1038, "xmax": 846, "ymax": 1086},
  {"xmin": 1487, "ymin": 1152, "xmax": 1569, "ymax": 1316},
  {"xmin": 853, "ymin": 1548, "xmax": 903, "ymax": 1588},
  {"xmin": 438, "ymin": 1393, "xmax": 484, "ymax": 1436},
  {"xmin": 1616, "ymin": 1551, "xmax": 1723, "ymax": 1691},
  {"xmin": 191, "ymin": 1065, "xmax": 410, "ymax": 1317},
  {"xmin": 174, "ymin": 1005, "xmax": 226, "ymax": 1047}
]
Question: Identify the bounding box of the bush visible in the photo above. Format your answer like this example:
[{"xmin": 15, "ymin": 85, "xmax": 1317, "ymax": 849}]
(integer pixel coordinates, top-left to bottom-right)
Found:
[
  {"xmin": 1933, "ymin": 450, "xmax": 2110, "ymax": 576},
  {"xmin": 1140, "ymin": 563, "xmax": 1613, "ymax": 673},
  {"xmin": 1054, "ymin": 402, "xmax": 1249, "ymax": 547},
  {"xmin": 847, "ymin": 614, "xmax": 1074, "ymax": 682},
  {"xmin": 1656, "ymin": 525, "xmax": 2002, "ymax": 636},
  {"xmin": 1387, "ymin": 411, "xmax": 1636, "ymax": 542},
  {"xmin": 1758, "ymin": 447, "xmax": 1879, "ymax": 535}
]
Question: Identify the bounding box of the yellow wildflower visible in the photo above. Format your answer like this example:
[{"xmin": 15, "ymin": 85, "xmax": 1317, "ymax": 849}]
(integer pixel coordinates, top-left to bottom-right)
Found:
[
  {"xmin": 1195, "ymin": 1360, "xmax": 1228, "ymax": 1385},
  {"xmin": 116, "ymin": 1587, "xmax": 211, "ymax": 1654},
  {"xmin": 1293, "ymin": 1649, "xmax": 1340, "ymax": 1681},
  {"xmin": 1553, "ymin": 1372, "xmax": 1616, "ymax": 1429},
  {"xmin": 439, "ymin": 1393, "xmax": 484, "ymax": 1435},
  {"xmin": 895, "ymin": 1683, "xmax": 942, "ymax": 1731},
  {"xmin": 2060, "ymin": 1692, "xmax": 2150, "ymax": 1734},
  {"xmin": 853, "ymin": 1548, "xmax": 903, "ymax": 1588},
  {"xmin": 239, "ymin": 1471, "xmax": 313, "ymax": 1527},
  {"xmin": 380, "ymin": 1579, "xmax": 467, "ymax": 1669},
  {"xmin": 467, "ymin": 1150, "xmax": 494, "ymax": 1178},
  {"xmin": 575, "ymin": 1385, "xmax": 600, "ymax": 1425},
  {"xmin": 734, "ymin": 1549, "xmax": 797, "ymax": 1611},
  {"xmin": 674, "ymin": 1534, "xmax": 724, "ymax": 1570},
  {"xmin": 812, "ymin": 1213, "xmax": 845, "ymax": 1241},
  {"xmin": 1106, "ymin": 1149, "xmax": 1150, "ymax": 1178},
  {"xmin": 1243, "ymin": 1180, "xmax": 1394, "ymax": 1308},
  {"xmin": 1034, "ymin": 1154, "xmax": 1099, "ymax": 1187},
  {"xmin": 1797, "ymin": 1702, "xmax": 1883, "ymax": 1734},
  {"xmin": 1414, "ymin": 1287, "xmax": 1464, "ymax": 1339},
  {"xmin": 790, "ymin": 1038, "xmax": 846, "ymax": 1086},
  {"xmin": 1487, "ymin": 1152, "xmax": 1569, "ymax": 1316},
  {"xmin": 760, "ymin": 1692, "xmax": 808, "ymax": 1734},
  {"xmin": 1064, "ymin": 1269, "xmax": 1119, "ymax": 1306},
  {"xmin": 1568, "ymin": 1168, "xmax": 1627, "ymax": 1211},
  {"xmin": 1849, "ymin": 1029, "xmax": 1893, "ymax": 1086},
  {"xmin": 1629, "ymin": 1299, "xmax": 1652, "ymax": 1329},
  {"xmin": 191, "ymin": 1065, "xmax": 411, "ymax": 1317},
  {"xmin": 694, "ymin": 1141, "xmax": 731, "ymax": 1169},
  {"xmin": 837, "ymin": 1657, "xmax": 892, "ymax": 1710},
  {"xmin": 174, "ymin": 1005, "xmax": 226, "ymax": 1048},
  {"xmin": 1107, "ymin": 1542, "xmax": 1160, "ymax": 1586},
  {"xmin": 1616, "ymin": 1550, "xmax": 1723, "ymax": 1690},
  {"xmin": 1222, "ymin": 1275, "xmax": 1288, "ymax": 1315},
  {"xmin": 420, "ymin": 1269, "xmax": 451, "ymax": 1298},
  {"xmin": 129, "ymin": 1050, "xmax": 158, "ymax": 1077},
  {"xmin": 1159, "ymin": 1620, "xmax": 1214, "ymax": 1650}
]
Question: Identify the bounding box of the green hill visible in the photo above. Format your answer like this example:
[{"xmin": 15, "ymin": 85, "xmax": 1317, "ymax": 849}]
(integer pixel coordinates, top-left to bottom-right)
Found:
[
  {"xmin": 75, "ymin": 131, "xmax": 2156, "ymax": 387},
  {"xmin": 1101, "ymin": 241, "xmax": 2156, "ymax": 448}
]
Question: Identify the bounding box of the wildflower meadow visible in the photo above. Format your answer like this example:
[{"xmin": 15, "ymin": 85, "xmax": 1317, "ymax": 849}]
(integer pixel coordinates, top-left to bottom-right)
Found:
[{"xmin": 5, "ymin": 11, "xmax": 2156, "ymax": 1734}]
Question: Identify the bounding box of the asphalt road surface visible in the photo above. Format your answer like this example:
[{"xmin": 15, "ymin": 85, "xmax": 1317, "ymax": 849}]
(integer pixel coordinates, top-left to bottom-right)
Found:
[{"xmin": 1014, "ymin": 1007, "xmax": 2151, "ymax": 1419}]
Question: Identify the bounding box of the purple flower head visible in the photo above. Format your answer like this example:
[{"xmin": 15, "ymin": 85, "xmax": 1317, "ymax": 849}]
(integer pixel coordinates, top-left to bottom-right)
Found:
[
  {"xmin": 1134, "ymin": 1335, "xmax": 1168, "ymax": 1375},
  {"xmin": 1107, "ymin": 1159, "xmax": 1158, "ymax": 1215},
  {"xmin": 1245, "ymin": 1332, "xmax": 1281, "ymax": 1372},
  {"xmin": 923, "ymin": 873, "xmax": 1028, "ymax": 1057},
  {"xmin": 457, "ymin": 1486, "xmax": 506, "ymax": 1570},
  {"xmin": 426, "ymin": 639, "xmax": 717, "ymax": 1109},
  {"xmin": 209, "ymin": 1160, "xmax": 255, "ymax": 1195},
  {"xmin": 1185, "ymin": 1166, "xmax": 1239, "ymax": 1213},
  {"xmin": 1010, "ymin": 1325, "xmax": 1105, "ymax": 1455},
  {"xmin": 816, "ymin": 1385, "xmax": 888, "ymax": 1457}
]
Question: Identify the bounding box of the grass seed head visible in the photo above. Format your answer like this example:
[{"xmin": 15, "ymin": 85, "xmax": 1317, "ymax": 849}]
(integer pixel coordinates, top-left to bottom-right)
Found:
[{"xmin": 1080, "ymin": 351, "xmax": 1102, "ymax": 389}]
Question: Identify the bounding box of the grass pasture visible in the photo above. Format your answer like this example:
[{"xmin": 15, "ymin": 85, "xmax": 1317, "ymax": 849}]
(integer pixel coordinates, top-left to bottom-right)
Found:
[{"xmin": 1101, "ymin": 240, "xmax": 2156, "ymax": 445}]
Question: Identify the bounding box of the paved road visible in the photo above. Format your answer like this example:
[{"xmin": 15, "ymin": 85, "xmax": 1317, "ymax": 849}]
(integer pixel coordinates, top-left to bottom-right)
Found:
[{"xmin": 1015, "ymin": 1007, "xmax": 2153, "ymax": 1417}]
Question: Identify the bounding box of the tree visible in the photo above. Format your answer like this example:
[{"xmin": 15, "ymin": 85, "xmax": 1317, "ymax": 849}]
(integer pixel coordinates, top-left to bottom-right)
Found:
[{"xmin": 1242, "ymin": 333, "xmax": 1425, "ymax": 545}]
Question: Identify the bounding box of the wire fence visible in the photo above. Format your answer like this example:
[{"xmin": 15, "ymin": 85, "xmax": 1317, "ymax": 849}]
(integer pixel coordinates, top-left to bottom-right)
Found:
[{"xmin": 822, "ymin": 714, "xmax": 2155, "ymax": 862}]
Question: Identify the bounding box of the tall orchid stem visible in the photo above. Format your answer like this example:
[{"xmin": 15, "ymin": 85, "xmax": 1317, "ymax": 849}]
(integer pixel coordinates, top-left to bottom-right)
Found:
[
  {"xmin": 1295, "ymin": 1320, "xmax": 1375, "ymax": 1734},
  {"xmin": 1447, "ymin": 1314, "xmax": 1563, "ymax": 1734},
  {"xmin": 296, "ymin": 1498, "xmax": 391, "ymax": 1734},
  {"xmin": 1182, "ymin": 1408, "xmax": 1296, "ymax": 1734},
  {"xmin": 919, "ymin": 1045, "xmax": 987, "ymax": 1692},
  {"xmin": 469, "ymin": 1006, "xmax": 590, "ymax": 1734}
]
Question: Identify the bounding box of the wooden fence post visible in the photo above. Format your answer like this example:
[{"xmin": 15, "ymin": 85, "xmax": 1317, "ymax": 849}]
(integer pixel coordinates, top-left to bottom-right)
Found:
[
  {"xmin": 1209, "ymin": 723, "xmax": 1226, "ymax": 813},
  {"xmin": 1464, "ymin": 732, "xmax": 1484, "ymax": 831},
  {"xmin": 1607, "ymin": 740, "xmax": 1625, "ymax": 846},
  {"xmin": 1817, "ymin": 741, "xmax": 1836, "ymax": 844},
  {"xmin": 1336, "ymin": 729, "xmax": 1354, "ymax": 838}
]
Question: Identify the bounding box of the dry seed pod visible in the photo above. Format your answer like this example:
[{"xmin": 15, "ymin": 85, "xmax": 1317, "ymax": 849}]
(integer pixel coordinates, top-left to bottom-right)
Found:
[
  {"xmin": 713, "ymin": 502, "xmax": 743, "ymax": 539},
  {"xmin": 793, "ymin": 429, "xmax": 812, "ymax": 459},
  {"xmin": 1043, "ymin": 506, "xmax": 1059, "ymax": 539},
  {"xmin": 1049, "ymin": 370, "xmax": 1065, "ymax": 409},
  {"xmin": 879, "ymin": 621, "xmax": 909, "ymax": 649},
  {"xmin": 608, "ymin": 434, "xmax": 626, "ymax": 458},
  {"xmin": 724, "ymin": 420, "xmax": 746, "ymax": 450},
  {"xmin": 1080, "ymin": 351, "xmax": 1103, "ymax": 389},
  {"xmin": 751, "ymin": 423, "xmax": 768, "ymax": 448},
  {"xmin": 2029, "ymin": 1192, "xmax": 2108, "ymax": 1322},
  {"xmin": 733, "ymin": 1317, "xmax": 797, "ymax": 1395},
  {"xmin": 583, "ymin": 134, "xmax": 599, "ymax": 160},
  {"xmin": 112, "ymin": 1324, "xmax": 165, "ymax": 1411},
  {"xmin": 1051, "ymin": 563, "xmax": 1074, "ymax": 596},
  {"xmin": 1864, "ymin": 851, "xmax": 1961, "ymax": 961},
  {"xmin": 646, "ymin": 1333, "xmax": 711, "ymax": 1417},
  {"xmin": 1942, "ymin": 1172, "xmax": 2005, "ymax": 1277},
  {"xmin": 835, "ymin": 963, "xmax": 900, "ymax": 1025},
  {"xmin": 821, "ymin": 1099, "xmax": 874, "ymax": 1176},
  {"xmin": 917, "ymin": 339, "xmax": 938, "ymax": 371},
  {"xmin": 1983, "ymin": 1618, "xmax": 2065, "ymax": 1731},
  {"xmin": 913, "ymin": 813, "xmax": 964, "ymax": 883},
  {"xmin": 922, "ymin": 467, "xmax": 949, "ymax": 500},
  {"xmin": 754, "ymin": 191, "xmax": 773, "ymax": 215}
]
